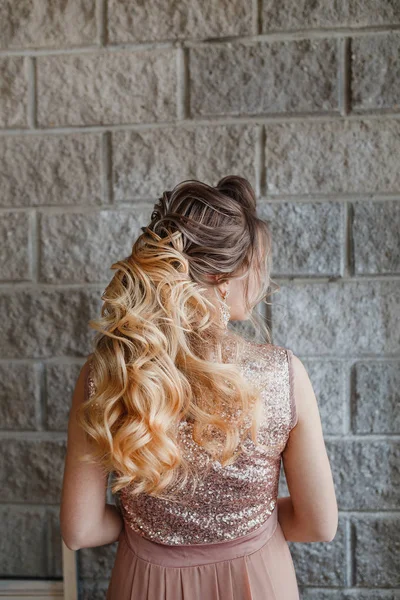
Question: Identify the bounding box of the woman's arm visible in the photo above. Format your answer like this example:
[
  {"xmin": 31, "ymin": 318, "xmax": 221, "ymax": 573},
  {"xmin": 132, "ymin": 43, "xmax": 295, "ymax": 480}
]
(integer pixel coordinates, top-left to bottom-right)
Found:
[
  {"xmin": 279, "ymin": 352, "xmax": 338, "ymax": 543},
  {"xmin": 60, "ymin": 358, "xmax": 124, "ymax": 551}
]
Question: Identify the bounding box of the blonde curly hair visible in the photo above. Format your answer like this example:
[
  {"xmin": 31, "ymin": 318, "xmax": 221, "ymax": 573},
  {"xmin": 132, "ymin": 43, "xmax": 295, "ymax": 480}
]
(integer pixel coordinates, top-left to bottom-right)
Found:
[{"xmin": 76, "ymin": 175, "xmax": 276, "ymax": 500}]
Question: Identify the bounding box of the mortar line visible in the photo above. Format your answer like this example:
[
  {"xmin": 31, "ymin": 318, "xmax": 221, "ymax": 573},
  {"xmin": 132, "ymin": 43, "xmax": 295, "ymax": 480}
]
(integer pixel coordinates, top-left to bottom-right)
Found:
[
  {"xmin": 97, "ymin": 0, "xmax": 107, "ymax": 46},
  {"xmin": 345, "ymin": 355, "xmax": 354, "ymax": 436},
  {"xmin": 37, "ymin": 361, "xmax": 47, "ymax": 431},
  {"xmin": 252, "ymin": 0, "xmax": 262, "ymax": 35},
  {"xmin": 1, "ymin": 274, "xmax": 400, "ymax": 291},
  {"xmin": 338, "ymin": 37, "xmax": 351, "ymax": 116},
  {"xmin": 1, "ymin": 195, "xmax": 399, "ymax": 212},
  {"xmin": 30, "ymin": 209, "xmax": 39, "ymax": 283},
  {"xmin": 101, "ymin": 131, "xmax": 113, "ymax": 204},
  {"xmin": 348, "ymin": 518, "xmax": 356, "ymax": 586},
  {"xmin": 343, "ymin": 200, "xmax": 354, "ymax": 278},
  {"xmin": 26, "ymin": 56, "xmax": 37, "ymax": 128},
  {"xmin": 176, "ymin": 45, "xmax": 190, "ymax": 120},
  {"xmin": 1, "ymin": 26, "xmax": 399, "ymax": 57},
  {"xmin": 255, "ymin": 124, "xmax": 265, "ymax": 198},
  {"xmin": 2, "ymin": 110, "xmax": 400, "ymax": 138}
]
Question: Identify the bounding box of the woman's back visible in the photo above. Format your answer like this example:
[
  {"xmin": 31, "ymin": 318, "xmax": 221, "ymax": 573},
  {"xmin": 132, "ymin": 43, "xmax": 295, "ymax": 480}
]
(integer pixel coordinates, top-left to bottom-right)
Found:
[
  {"xmin": 111, "ymin": 335, "xmax": 297, "ymax": 545},
  {"xmin": 61, "ymin": 176, "xmax": 338, "ymax": 599},
  {"xmin": 100, "ymin": 333, "xmax": 313, "ymax": 599}
]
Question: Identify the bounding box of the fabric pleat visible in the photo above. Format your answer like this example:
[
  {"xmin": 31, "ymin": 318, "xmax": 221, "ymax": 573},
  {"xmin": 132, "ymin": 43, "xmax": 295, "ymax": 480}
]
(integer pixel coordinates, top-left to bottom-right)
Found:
[{"xmin": 106, "ymin": 504, "xmax": 299, "ymax": 600}]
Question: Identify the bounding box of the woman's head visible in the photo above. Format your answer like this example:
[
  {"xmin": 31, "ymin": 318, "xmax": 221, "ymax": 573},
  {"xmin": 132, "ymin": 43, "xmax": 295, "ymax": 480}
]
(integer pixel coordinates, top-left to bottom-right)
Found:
[
  {"xmin": 77, "ymin": 175, "xmax": 276, "ymax": 500},
  {"xmin": 147, "ymin": 175, "xmax": 273, "ymax": 323}
]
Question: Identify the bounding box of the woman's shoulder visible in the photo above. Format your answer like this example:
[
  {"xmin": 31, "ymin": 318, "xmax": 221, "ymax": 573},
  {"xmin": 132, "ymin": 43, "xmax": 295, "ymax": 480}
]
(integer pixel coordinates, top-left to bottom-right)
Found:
[
  {"xmin": 239, "ymin": 339, "xmax": 293, "ymax": 388},
  {"xmin": 244, "ymin": 339, "xmax": 291, "ymax": 366}
]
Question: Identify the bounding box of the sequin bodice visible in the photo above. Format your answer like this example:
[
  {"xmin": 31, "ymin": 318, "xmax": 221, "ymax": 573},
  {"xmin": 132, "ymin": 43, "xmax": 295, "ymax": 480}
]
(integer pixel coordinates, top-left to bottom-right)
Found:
[{"xmin": 86, "ymin": 337, "xmax": 297, "ymax": 545}]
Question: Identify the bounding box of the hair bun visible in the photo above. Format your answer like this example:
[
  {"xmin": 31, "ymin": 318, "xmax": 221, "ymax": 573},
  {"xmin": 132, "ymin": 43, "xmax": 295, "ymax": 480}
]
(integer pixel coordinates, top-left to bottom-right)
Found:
[{"xmin": 151, "ymin": 190, "xmax": 172, "ymax": 222}]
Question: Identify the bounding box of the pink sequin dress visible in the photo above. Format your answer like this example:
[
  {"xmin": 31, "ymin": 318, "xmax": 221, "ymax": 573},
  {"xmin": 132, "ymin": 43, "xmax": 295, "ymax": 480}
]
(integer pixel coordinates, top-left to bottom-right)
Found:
[{"xmin": 86, "ymin": 335, "xmax": 300, "ymax": 599}]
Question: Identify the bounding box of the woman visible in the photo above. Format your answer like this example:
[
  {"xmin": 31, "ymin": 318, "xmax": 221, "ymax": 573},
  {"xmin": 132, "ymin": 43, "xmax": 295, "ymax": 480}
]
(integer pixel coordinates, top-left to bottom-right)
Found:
[{"xmin": 60, "ymin": 175, "xmax": 338, "ymax": 599}]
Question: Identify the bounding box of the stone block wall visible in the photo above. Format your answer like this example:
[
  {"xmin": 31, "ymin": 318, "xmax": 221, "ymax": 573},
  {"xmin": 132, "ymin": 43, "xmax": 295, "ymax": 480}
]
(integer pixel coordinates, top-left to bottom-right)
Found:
[{"xmin": 0, "ymin": 1, "xmax": 399, "ymax": 598}]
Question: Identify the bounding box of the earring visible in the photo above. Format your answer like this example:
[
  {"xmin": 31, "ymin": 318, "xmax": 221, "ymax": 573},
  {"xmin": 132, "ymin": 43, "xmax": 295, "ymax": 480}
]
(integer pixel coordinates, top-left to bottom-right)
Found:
[{"xmin": 218, "ymin": 287, "xmax": 231, "ymax": 329}]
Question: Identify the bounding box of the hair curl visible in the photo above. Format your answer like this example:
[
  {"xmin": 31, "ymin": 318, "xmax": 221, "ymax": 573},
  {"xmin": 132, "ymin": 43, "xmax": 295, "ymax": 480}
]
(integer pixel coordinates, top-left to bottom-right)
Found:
[{"xmin": 76, "ymin": 175, "xmax": 278, "ymax": 501}]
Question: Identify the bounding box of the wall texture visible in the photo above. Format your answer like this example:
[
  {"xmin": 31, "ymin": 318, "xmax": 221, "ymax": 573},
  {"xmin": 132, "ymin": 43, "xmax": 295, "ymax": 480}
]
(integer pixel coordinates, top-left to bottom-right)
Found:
[{"xmin": 0, "ymin": 1, "xmax": 399, "ymax": 598}]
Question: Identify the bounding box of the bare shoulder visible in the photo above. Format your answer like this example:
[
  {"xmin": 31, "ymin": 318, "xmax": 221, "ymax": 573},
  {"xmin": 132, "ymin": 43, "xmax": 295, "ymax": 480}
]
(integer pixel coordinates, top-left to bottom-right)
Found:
[{"xmin": 284, "ymin": 349, "xmax": 321, "ymax": 427}]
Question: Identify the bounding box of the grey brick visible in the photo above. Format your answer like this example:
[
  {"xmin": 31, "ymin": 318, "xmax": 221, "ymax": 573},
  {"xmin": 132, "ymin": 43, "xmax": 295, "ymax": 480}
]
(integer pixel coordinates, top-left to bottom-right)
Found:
[
  {"xmin": 230, "ymin": 319, "xmax": 264, "ymax": 344},
  {"xmin": 288, "ymin": 516, "xmax": 346, "ymax": 586},
  {"xmin": 0, "ymin": 363, "xmax": 38, "ymax": 430},
  {"xmin": 261, "ymin": 0, "xmax": 400, "ymax": 31},
  {"xmin": 108, "ymin": 0, "xmax": 253, "ymax": 43},
  {"xmin": 303, "ymin": 358, "xmax": 344, "ymax": 435},
  {"xmin": 272, "ymin": 281, "xmax": 399, "ymax": 355},
  {"xmin": 301, "ymin": 590, "xmax": 400, "ymax": 599},
  {"xmin": 327, "ymin": 439, "xmax": 399, "ymax": 510},
  {"xmin": 258, "ymin": 201, "xmax": 343, "ymax": 277},
  {"xmin": 0, "ymin": 0, "xmax": 97, "ymax": 50},
  {"xmin": 352, "ymin": 33, "xmax": 400, "ymax": 111},
  {"xmin": 37, "ymin": 49, "xmax": 177, "ymax": 128},
  {"xmin": 0, "ymin": 438, "xmax": 67, "ymax": 503},
  {"xmin": 0, "ymin": 133, "xmax": 102, "ymax": 207},
  {"xmin": 47, "ymin": 507, "xmax": 63, "ymax": 577},
  {"xmin": 190, "ymin": 39, "xmax": 338, "ymax": 117},
  {"xmin": 277, "ymin": 355, "xmax": 344, "ymax": 437},
  {"xmin": 78, "ymin": 544, "xmax": 117, "ymax": 578},
  {"xmin": 0, "ymin": 57, "xmax": 28, "ymax": 128},
  {"xmin": 265, "ymin": 119, "xmax": 400, "ymax": 195},
  {"xmin": 353, "ymin": 516, "xmax": 400, "ymax": 587},
  {"xmin": 46, "ymin": 362, "xmax": 83, "ymax": 431},
  {"xmin": 281, "ymin": 440, "xmax": 399, "ymax": 513},
  {"xmin": 0, "ymin": 211, "xmax": 31, "ymax": 280},
  {"xmin": 80, "ymin": 580, "xmax": 109, "ymax": 600},
  {"xmin": 0, "ymin": 506, "xmax": 47, "ymax": 576},
  {"xmin": 112, "ymin": 124, "xmax": 258, "ymax": 201},
  {"xmin": 352, "ymin": 200, "xmax": 400, "ymax": 275},
  {"xmin": 278, "ymin": 462, "xmax": 289, "ymax": 498},
  {"xmin": 0, "ymin": 288, "xmax": 102, "ymax": 359},
  {"xmin": 39, "ymin": 209, "xmax": 151, "ymax": 283},
  {"xmin": 352, "ymin": 361, "xmax": 400, "ymax": 434}
]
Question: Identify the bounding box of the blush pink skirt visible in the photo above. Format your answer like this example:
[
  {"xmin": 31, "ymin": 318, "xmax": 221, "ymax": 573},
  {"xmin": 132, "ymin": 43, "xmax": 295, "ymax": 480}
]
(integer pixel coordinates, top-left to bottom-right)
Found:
[{"xmin": 106, "ymin": 503, "xmax": 299, "ymax": 599}]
